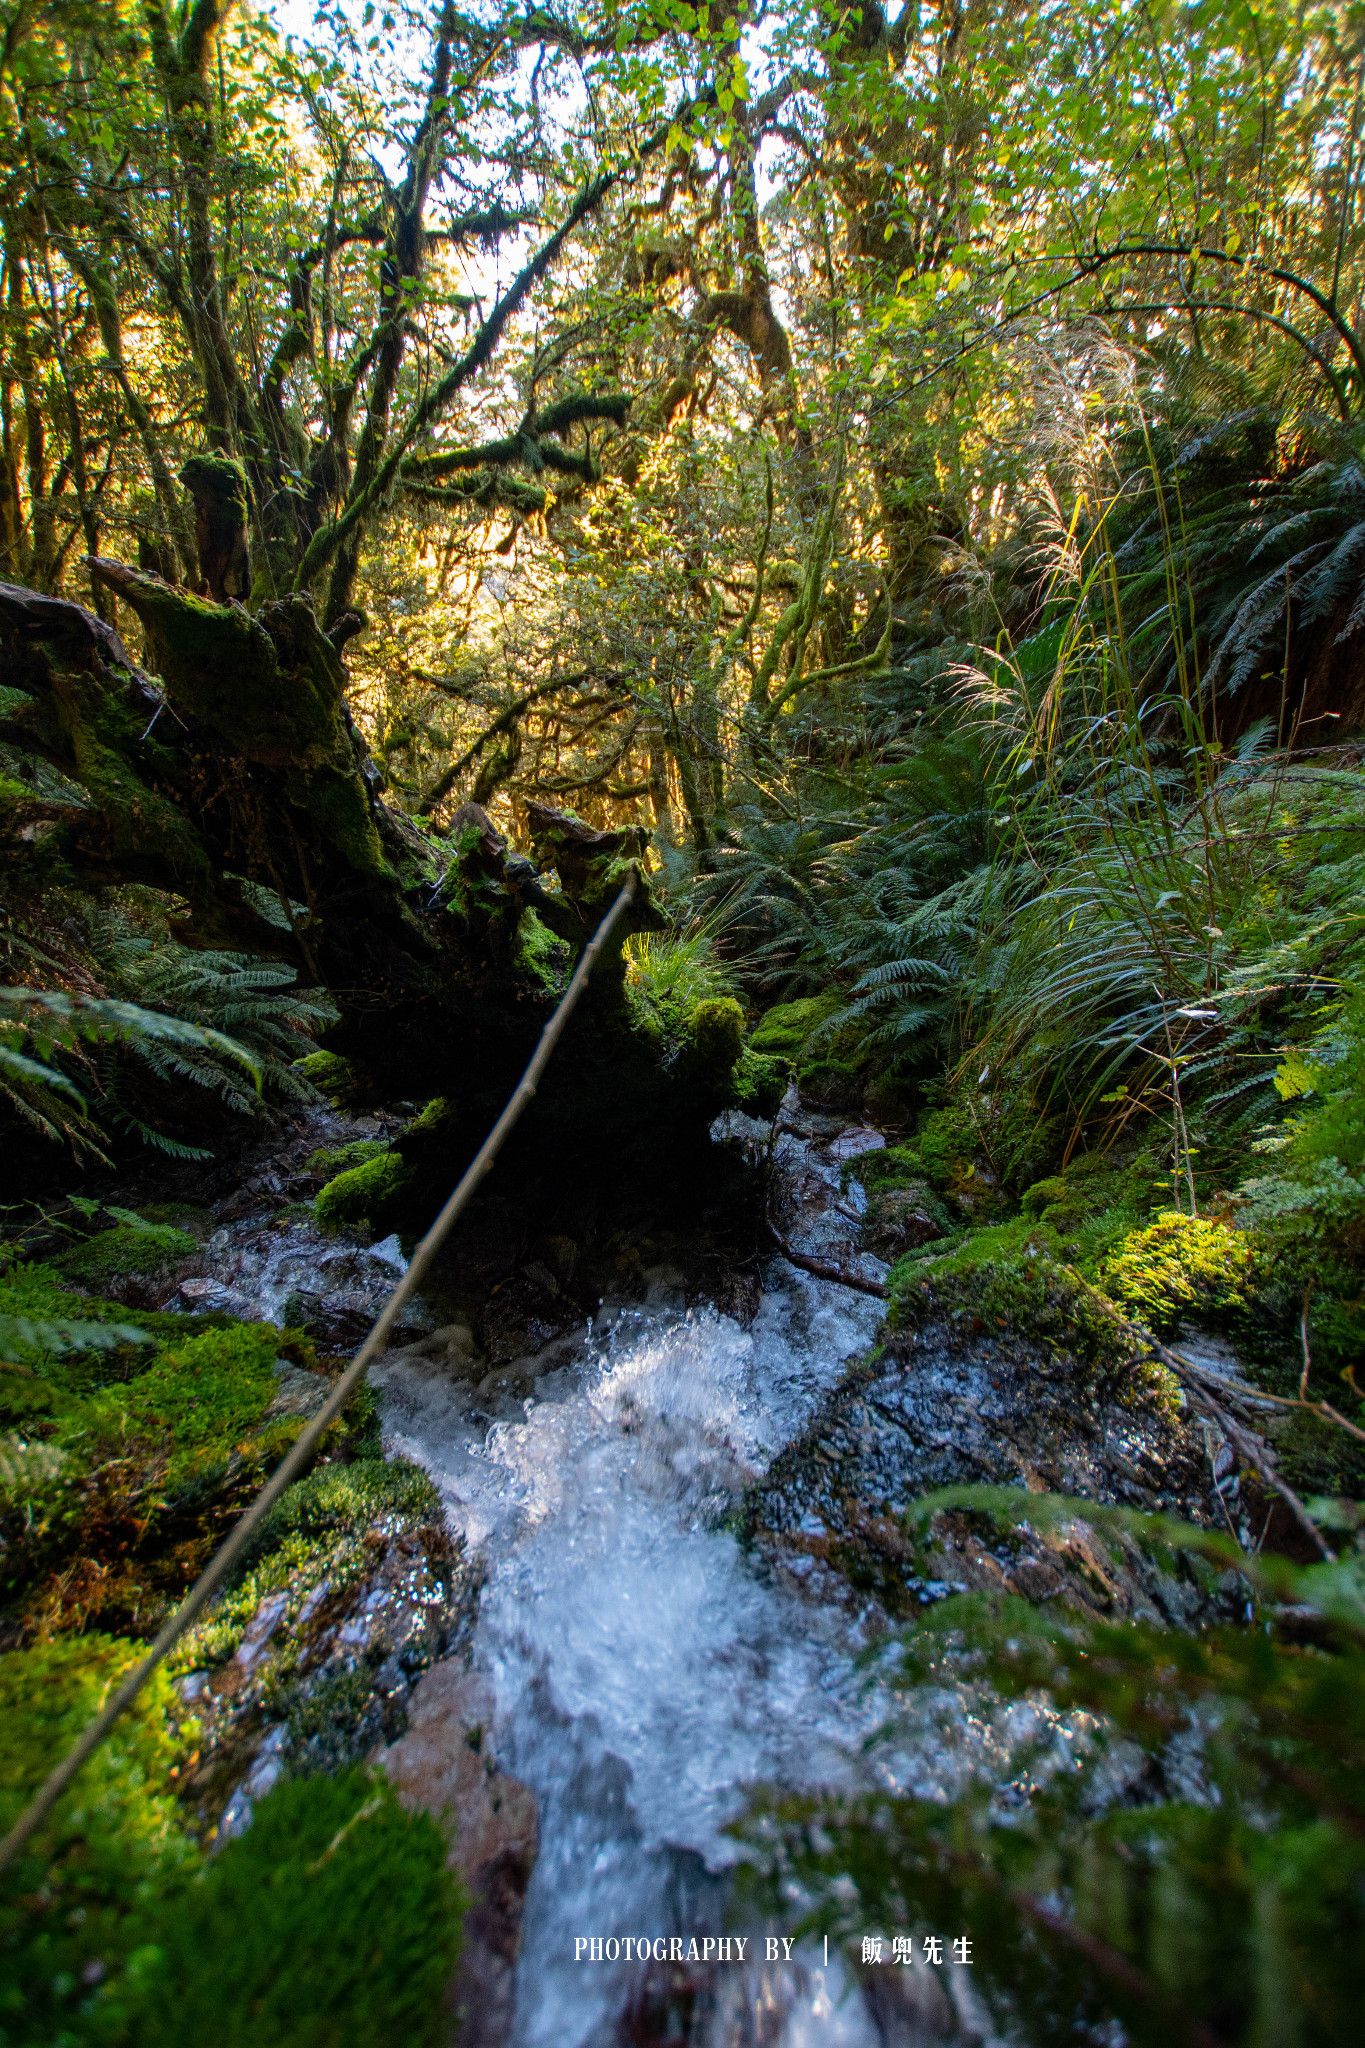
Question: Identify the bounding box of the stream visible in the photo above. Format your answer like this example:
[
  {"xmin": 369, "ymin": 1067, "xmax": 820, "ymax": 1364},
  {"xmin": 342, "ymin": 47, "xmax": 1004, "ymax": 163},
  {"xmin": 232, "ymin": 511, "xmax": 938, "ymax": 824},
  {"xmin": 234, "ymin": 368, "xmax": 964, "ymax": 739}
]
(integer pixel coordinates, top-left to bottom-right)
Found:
[{"xmin": 155, "ymin": 1094, "xmax": 1230, "ymax": 2047}]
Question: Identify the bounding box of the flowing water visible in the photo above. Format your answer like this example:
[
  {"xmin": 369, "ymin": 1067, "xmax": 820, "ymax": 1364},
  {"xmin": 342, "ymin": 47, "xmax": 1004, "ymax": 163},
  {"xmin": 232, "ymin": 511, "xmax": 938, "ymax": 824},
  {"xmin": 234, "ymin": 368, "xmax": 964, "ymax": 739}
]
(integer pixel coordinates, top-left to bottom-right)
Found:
[
  {"xmin": 374, "ymin": 1267, "xmax": 894, "ymax": 2046},
  {"xmin": 182, "ymin": 1108, "xmax": 1067, "ymax": 2044}
]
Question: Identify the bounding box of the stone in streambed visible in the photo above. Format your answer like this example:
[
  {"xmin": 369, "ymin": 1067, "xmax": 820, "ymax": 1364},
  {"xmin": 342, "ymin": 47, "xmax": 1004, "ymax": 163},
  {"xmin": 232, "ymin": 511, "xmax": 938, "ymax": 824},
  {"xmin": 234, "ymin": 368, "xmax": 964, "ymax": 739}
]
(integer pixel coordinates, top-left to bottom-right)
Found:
[
  {"xmin": 379, "ymin": 1662, "xmax": 538, "ymax": 2048},
  {"xmin": 742, "ymin": 1315, "xmax": 1246, "ymax": 1629}
]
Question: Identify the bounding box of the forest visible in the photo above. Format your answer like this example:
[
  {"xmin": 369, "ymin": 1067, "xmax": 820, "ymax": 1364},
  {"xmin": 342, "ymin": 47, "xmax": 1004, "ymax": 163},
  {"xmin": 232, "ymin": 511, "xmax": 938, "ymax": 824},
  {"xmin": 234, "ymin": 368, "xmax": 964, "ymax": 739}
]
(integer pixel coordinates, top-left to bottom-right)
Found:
[{"xmin": 2, "ymin": 1, "xmax": 1364, "ymax": 2043}]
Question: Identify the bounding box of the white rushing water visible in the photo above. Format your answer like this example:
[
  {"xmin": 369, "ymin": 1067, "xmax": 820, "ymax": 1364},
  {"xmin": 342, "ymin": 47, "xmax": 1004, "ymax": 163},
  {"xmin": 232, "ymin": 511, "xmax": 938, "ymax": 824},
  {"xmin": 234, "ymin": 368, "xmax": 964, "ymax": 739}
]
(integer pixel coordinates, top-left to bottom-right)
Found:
[{"xmin": 373, "ymin": 1260, "xmax": 899, "ymax": 2048}]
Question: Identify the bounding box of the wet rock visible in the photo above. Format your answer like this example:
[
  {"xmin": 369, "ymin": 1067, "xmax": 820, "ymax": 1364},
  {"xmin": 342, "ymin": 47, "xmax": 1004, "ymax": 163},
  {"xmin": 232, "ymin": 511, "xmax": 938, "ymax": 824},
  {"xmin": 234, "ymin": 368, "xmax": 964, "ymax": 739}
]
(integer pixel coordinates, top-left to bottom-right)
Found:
[
  {"xmin": 379, "ymin": 1662, "xmax": 538, "ymax": 2048},
  {"xmin": 826, "ymin": 1127, "xmax": 886, "ymax": 1165},
  {"xmin": 532, "ymin": 1234, "xmax": 579, "ymax": 1285},
  {"xmin": 865, "ymin": 1183, "xmax": 947, "ymax": 1260},
  {"xmin": 265, "ymin": 1356, "xmax": 332, "ymax": 1420},
  {"xmin": 189, "ymin": 1517, "xmax": 471, "ymax": 1843},
  {"xmin": 478, "ymin": 1265, "xmax": 579, "ymax": 1366},
  {"xmin": 743, "ymin": 1318, "xmax": 1241, "ymax": 1628},
  {"xmin": 176, "ymin": 1273, "xmax": 257, "ymax": 1316}
]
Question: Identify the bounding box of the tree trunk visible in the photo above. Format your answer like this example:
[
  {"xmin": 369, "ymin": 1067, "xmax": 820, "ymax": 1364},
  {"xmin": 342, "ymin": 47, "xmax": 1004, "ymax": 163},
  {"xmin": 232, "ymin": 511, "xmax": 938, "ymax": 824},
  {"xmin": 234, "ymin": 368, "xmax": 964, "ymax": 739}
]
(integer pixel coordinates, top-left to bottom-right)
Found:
[{"xmin": 0, "ymin": 564, "xmax": 741, "ymax": 1223}]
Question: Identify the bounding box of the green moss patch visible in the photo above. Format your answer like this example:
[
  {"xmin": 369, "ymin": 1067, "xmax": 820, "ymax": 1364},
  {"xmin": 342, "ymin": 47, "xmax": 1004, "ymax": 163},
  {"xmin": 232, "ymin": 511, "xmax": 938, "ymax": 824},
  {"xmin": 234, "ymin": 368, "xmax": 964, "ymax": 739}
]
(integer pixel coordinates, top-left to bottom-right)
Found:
[
  {"xmin": 116, "ymin": 1767, "xmax": 459, "ymax": 2047},
  {"xmin": 314, "ymin": 1151, "xmax": 413, "ymax": 1232},
  {"xmin": 1099, "ymin": 1211, "xmax": 1257, "ymax": 1336},
  {"xmin": 57, "ymin": 1224, "xmax": 199, "ymax": 1289},
  {"xmin": 1, "ymin": 1643, "xmax": 459, "ymax": 2048},
  {"xmin": 749, "ymin": 992, "xmax": 842, "ymax": 1058},
  {"xmin": 0, "ymin": 1634, "xmax": 196, "ymax": 2045},
  {"xmin": 689, "ymin": 996, "xmax": 744, "ymax": 1073},
  {"xmin": 294, "ymin": 1050, "xmax": 363, "ymax": 1106},
  {"xmin": 307, "ymin": 1136, "xmax": 388, "ymax": 1179}
]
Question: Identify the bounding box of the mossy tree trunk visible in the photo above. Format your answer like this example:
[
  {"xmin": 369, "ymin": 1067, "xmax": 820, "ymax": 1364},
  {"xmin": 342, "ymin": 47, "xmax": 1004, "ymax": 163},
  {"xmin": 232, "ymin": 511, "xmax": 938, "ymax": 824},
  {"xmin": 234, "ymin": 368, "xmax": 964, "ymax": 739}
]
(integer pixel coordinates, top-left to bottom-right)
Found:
[{"xmin": 0, "ymin": 569, "xmax": 686, "ymax": 1181}]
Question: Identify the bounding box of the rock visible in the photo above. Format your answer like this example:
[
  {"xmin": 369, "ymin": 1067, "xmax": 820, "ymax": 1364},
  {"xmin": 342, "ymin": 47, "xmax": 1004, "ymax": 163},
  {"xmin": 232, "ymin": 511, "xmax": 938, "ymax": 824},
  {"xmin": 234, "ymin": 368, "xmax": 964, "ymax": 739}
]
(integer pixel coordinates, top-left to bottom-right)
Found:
[
  {"xmin": 825, "ymin": 1126, "xmax": 886, "ymax": 1163},
  {"xmin": 477, "ymin": 1265, "xmax": 578, "ymax": 1366},
  {"xmin": 265, "ymin": 1357, "xmax": 332, "ymax": 1420},
  {"xmin": 379, "ymin": 1662, "xmax": 538, "ymax": 2048},
  {"xmin": 743, "ymin": 1318, "xmax": 1242, "ymax": 1628},
  {"xmin": 531, "ymin": 1234, "xmax": 579, "ymax": 1284},
  {"xmin": 865, "ymin": 1183, "xmax": 947, "ymax": 1258},
  {"xmin": 176, "ymin": 1274, "xmax": 257, "ymax": 1316}
]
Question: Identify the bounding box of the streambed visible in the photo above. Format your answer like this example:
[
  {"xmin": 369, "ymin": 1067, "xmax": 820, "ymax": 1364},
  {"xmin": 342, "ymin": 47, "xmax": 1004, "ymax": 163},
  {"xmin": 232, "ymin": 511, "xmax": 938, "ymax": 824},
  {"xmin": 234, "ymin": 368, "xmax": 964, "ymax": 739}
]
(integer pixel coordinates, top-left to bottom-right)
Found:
[{"xmin": 145, "ymin": 1094, "xmax": 1232, "ymax": 2047}]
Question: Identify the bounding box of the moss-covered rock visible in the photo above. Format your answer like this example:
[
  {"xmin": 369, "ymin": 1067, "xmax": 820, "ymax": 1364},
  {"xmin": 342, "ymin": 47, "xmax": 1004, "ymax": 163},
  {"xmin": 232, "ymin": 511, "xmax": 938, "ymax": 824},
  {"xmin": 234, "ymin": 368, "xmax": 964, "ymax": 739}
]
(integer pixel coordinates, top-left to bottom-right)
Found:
[
  {"xmin": 797, "ymin": 1055, "xmax": 862, "ymax": 1111},
  {"xmin": 733, "ymin": 1047, "xmax": 787, "ymax": 1117},
  {"xmin": 57, "ymin": 1223, "xmax": 199, "ymax": 1289},
  {"xmin": 749, "ymin": 993, "xmax": 843, "ymax": 1058},
  {"xmin": 314, "ymin": 1151, "xmax": 413, "ymax": 1233},
  {"xmin": 890, "ymin": 1237, "xmax": 1177, "ymax": 1408},
  {"xmin": 307, "ymin": 1137, "xmax": 388, "ymax": 1179},
  {"xmin": 295, "ymin": 1049, "xmax": 364, "ymax": 1106},
  {"xmin": 865, "ymin": 1179, "xmax": 952, "ymax": 1257},
  {"xmin": 689, "ymin": 996, "xmax": 744, "ymax": 1074}
]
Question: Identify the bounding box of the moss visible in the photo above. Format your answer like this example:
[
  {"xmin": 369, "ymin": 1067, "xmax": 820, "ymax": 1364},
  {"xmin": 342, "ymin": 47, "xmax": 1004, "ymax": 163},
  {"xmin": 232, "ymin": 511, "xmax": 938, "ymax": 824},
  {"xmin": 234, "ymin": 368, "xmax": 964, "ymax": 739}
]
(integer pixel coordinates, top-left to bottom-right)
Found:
[
  {"xmin": 56, "ymin": 1224, "xmax": 199, "ymax": 1288},
  {"xmin": 304, "ymin": 765, "xmax": 386, "ymax": 876},
  {"xmin": 115, "ymin": 1769, "xmax": 461, "ymax": 2048},
  {"xmin": 0, "ymin": 1314, "xmax": 309, "ymax": 1638},
  {"xmin": 294, "ymin": 1049, "xmax": 362, "ymax": 1105},
  {"xmin": 859, "ymin": 1143, "xmax": 931, "ymax": 1191},
  {"xmin": 866, "ymin": 1178, "xmax": 953, "ymax": 1239},
  {"xmin": 3, "ymin": 1643, "xmax": 459, "ymax": 2046},
  {"xmin": 135, "ymin": 1204, "xmax": 214, "ymax": 1239},
  {"xmin": 797, "ymin": 1055, "xmax": 862, "ymax": 1110},
  {"xmin": 889, "ymin": 1233, "xmax": 1176, "ymax": 1406},
  {"xmin": 307, "ymin": 1137, "xmax": 387, "ymax": 1178},
  {"xmin": 49, "ymin": 668, "xmax": 212, "ymax": 892},
  {"xmin": 170, "ymin": 1457, "xmax": 433, "ymax": 1674},
  {"xmin": 1099, "ymin": 1211, "xmax": 1257, "ymax": 1336},
  {"xmin": 515, "ymin": 907, "xmax": 565, "ymax": 993},
  {"xmin": 0, "ymin": 1635, "xmax": 195, "ymax": 2043},
  {"xmin": 733, "ymin": 1046, "xmax": 787, "ymax": 1117},
  {"xmin": 180, "ymin": 450, "xmax": 249, "ymax": 513},
  {"xmin": 106, "ymin": 1321, "xmax": 286, "ymax": 1471},
  {"xmin": 749, "ymin": 993, "xmax": 843, "ymax": 1058},
  {"xmin": 247, "ymin": 1456, "xmax": 437, "ymax": 1557},
  {"xmin": 314, "ymin": 1151, "xmax": 413, "ymax": 1233},
  {"xmin": 689, "ymin": 996, "xmax": 744, "ymax": 1074}
]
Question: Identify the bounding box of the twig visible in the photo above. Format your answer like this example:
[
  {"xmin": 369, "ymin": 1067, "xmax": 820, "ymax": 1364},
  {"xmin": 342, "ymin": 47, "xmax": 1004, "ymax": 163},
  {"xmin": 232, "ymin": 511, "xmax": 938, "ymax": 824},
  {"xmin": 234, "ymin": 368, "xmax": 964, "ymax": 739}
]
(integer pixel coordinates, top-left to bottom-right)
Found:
[{"xmin": 1136, "ymin": 1332, "xmax": 1335, "ymax": 1562}]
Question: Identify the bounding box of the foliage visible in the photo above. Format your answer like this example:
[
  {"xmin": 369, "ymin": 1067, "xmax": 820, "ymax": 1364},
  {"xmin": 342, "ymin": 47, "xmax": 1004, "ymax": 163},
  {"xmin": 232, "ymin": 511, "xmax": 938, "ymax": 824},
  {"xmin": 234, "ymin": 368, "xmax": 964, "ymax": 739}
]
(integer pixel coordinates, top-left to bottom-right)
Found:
[
  {"xmin": 1099, "ymin": 1212, "xmax": 1259, "ymax": 1334},
  {"xmin": 736, "ymin": 1488, "xmax": 1365, "ymax": 2048},
  {"xmin": 104, "ymin": 941, "xmax": 336, "ymax": 1122},
  {"xmin": 0, "ymin": 986, "xmax": 259, "ymax": 1159},
  {"xmin": 624, "ymin": 926, "xmax": 739, "ymax": 1047}
]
